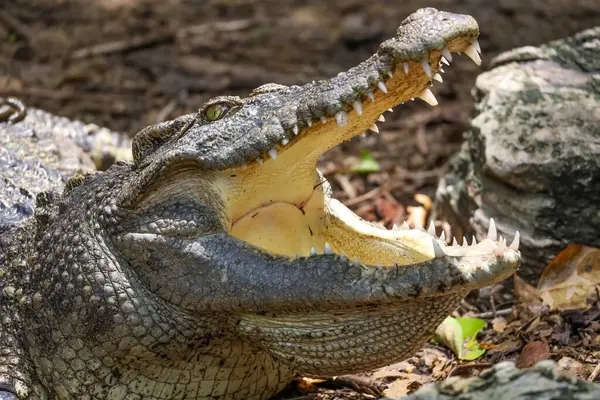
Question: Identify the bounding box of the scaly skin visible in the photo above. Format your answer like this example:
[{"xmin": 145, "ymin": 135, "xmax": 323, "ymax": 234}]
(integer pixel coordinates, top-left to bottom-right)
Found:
[{"xmin": 0, "ymin": 8, "xmax": 520, "ymax": 400}]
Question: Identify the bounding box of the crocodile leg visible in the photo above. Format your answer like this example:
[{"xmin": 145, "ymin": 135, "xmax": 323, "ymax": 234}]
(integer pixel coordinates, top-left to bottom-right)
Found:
[{"xmin": 0, "ymin": 317, "xmax": 38, "ymax": 398}]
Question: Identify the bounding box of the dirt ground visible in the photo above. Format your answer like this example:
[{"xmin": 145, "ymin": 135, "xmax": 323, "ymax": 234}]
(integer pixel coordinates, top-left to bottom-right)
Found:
[{"xmin": 1, "ymin": 0, "xmax": 599, "ymax": 398}]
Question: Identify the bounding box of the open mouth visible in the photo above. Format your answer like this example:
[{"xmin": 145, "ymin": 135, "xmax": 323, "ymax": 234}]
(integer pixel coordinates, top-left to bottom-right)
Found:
[{"xmin": 218, "ymin": 32, "xmax": 520, "ymax": 267}]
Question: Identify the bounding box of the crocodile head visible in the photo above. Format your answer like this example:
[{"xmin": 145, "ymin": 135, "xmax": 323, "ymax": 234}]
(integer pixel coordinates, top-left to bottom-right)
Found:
[{"xmin": 111, "ymin": 8, "xmax": 519, "ymax": 376}]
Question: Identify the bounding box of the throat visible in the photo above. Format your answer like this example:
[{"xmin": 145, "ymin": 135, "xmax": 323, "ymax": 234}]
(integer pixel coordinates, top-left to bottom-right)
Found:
[{"xmin": 230, "ymin": 186, "xmax": 328, "ymax": 257}]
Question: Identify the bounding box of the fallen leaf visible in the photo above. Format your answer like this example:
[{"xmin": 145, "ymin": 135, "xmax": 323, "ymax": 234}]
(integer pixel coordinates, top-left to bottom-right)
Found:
[
  {"xmin": 382, "ymin": 374, "xmax": 431, "ymax": 398},
  {"xmin": 515, "ymin": 340, "xmax": 550, "ymax": 369},
  {"xmin": 557, "ymin": 356, "xmax": 589, "ymax": 380},
  {"xmin": 492, "ymin": 316, "xmax": 507, "ymax": 333},
  {"xmin": 406, "ymin": 194, "xmax": 432, "ymax": 228},
  {"xmin": 351, "ymin": 149, "xmax": 380, "ymax": 174},
  {"xmin": 375, "ymin": 197, "xmax": 402, "ymax": 225},
  {"xmin": 538, "ymin": 245, "xmax": 600, "ymax": 310},
  {"xmin": 434, "ymin": 317, "xmax": 486, "ymax": 360},
  {"xmin": 514, "ymin": 274, "xmax": 543, "ymax": 309},
  {"xmin": 485, "ymin": 339, "xmax": 522, "ymax": 355}
]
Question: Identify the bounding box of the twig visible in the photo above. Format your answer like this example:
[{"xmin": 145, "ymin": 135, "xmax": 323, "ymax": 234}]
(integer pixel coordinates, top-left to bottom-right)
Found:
[
  {"xmin": 334, "ymin": 174, "xmax": 357, "ymax": 199},
  {"xmin": 0, "ymin": 8, "xmax": 32, "ymax": 42},
  {"xmin": 155, "ymin": 98, "xmax": 178, "ymax": 123},
  {"xmin": 71, "ymin": 31, "xmax": 174, "ymax": 59},
  {"xmin": 476, "ymin": 308, "xmax": 513, "ymax": 319},
  {"xmin": 589, "ymin": 363, "xmax": 600, "ymax": 382},
  {"xmin": 447, "ymin": 362, "xmax": 493, "ymax": 378},
  {"xmin": 343, "ymin": 187, "xmax": 381, "ymax": 207}
]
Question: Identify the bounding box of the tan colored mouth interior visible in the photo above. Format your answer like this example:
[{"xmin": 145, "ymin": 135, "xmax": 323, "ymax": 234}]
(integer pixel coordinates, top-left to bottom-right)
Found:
[
  {"xmin": 215, "ymin": 39, "xmax": 495, "ymax": 266},
  {"xmin": 218, "ymin": 59, "xmax": 441, "ymax": 266}
]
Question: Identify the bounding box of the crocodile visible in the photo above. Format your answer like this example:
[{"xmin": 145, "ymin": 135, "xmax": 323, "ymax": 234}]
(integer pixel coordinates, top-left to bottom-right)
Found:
[{"xmin": 0, "ymin": 8, "xmax": 520, "ymax": 400}]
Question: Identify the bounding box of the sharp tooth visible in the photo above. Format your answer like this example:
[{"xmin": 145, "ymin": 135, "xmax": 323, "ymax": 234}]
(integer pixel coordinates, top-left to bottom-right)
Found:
[
  {"xmin": 387, "ymin": 70, "xmax": 393, "ymax": 78},
  {"xmin": 292, "ymin": 125, "xmax": 299, "ymax": 135},
  {"xmin": 403, "ymin": 62, "xmax": 409, "ymax": 74},
  {"xmin": 241, "ymin": 162, "xmax": 247, "ymax": 169},
  {"xmin": 452, "ymin": 237, "xmax": 458, "ymax": 246},
  {"xmin": 471, "ymin": 235, "xmax": 477, "ymax": 246},
  {"xmin": 369, "ymin": 124, "xmax": 379, "ymax": 133},
  {"xmin": 401, "ymin": 221, "xmax": 410, "ymax": 230},
  {"xmin": 432, "ymin": 238, "xmax": 445, "ymax": 258},
  {"xmin": 509, "ymin": 231, "xmax": 520, "ymax": 250},
  {"xmin": 420, "ymin": 57, "xmax": 432, "ymax": 78},
  {"xmin": 392, "ymin": 224, "xmax": 398, "ymax": 230},
  {"xmin": 256, "ymin": 158, "xmax": 263, "ymax": 165},
  {"xmin": 360, "ymin": 132, "xmax": 367, "ymax": 138},
  {"xmin": 428, "ymin": 221, "xmax": 436, "ymax": 235},
  {"xmin": 378, "ymin": 114, "xmax": 385, "ymax": 122},
  {"xmin": 473, "ymin": 38, "xmax": 481, "ymax": 53},
  {"xmin": 440, "ymin": 231, "xmax": 446, "ymax": 242},
  {"xmin": 320, "ymin": 116, "xmax": 327, "ymax": 124},
  {"xmin": 268, "ymin": 149, "xmax": 277, "ymax": 159},
  {"xmin": 441, "ymin": 46, "xmax": 452, "ymax": 62},
  {"xmin": 462, "ymin": 236, "xmax": 468, "ymax": 247},
  {"xmin": 377, "ymin": 81, "xmax": 388, "ymax": 94},
  {"xmin": 414, "ymin": 221, "xmax": 423, "ymax": 230},
  {"xmin": 353, "ymin": 258, "xmax": 360, "ymax": 267},
  {"xmin": 387, "ymin": 108, "xmax": 393, "ymax": 113},
  {"xmin": 418, "ymin": 88, "xmax": 438, "ymax": 106},
  {"xmin": 335, "ymin": 110, "xmax": 349, "ymax": 127},
  {"xmin": 433, "ymin": 73, "xmax": 443, "ymax": 83},
  {"xmin": 306, "ymin": 119, "xmax": 312, "ymax": 127},
  {"xmin": 464, "ymin": 44, "xmax": 482, "ymax": 66},
  {"xmin": 441, "ymin": 56, "xmax": 450, "ymax": 66},
  {"xmin": 487, "ymin": 218, "xmax": 497, "ymax": 241},
  {"xmin": 310, "ymin": 247, "xmax": 317, "ymax": 256},
  {"xmin": 352, "ymin": 101, "xmax": 363, "ymax": 116},
  {"xmin": 281, "ymin": 138, "xmax": 289, "ymax": 146},
  {"xmin": 324, "ymin": 242, "xmax": 333, "ymax": 255},
  {"xmin": 367, "ymin": 91, "xmax": 375, "ymax": 102}
]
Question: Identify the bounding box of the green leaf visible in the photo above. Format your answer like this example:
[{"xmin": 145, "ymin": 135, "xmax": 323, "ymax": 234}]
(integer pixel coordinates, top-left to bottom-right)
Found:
[
  {"xmin": 434, "ymin": 316, "xmax": 486, "ymax": 360},
  {"xmin": 351, "ymin": 149, "xmax": 380, "ymax": 174}
]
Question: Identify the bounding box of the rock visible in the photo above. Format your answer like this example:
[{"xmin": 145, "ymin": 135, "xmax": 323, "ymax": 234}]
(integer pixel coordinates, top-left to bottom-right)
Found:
[
  {"xmin": 397, "ymin": 361, "xmax": 600, "ymax": 399},
  {"xmin": 433, "ymin": 27, "xmax": 600, "ymax": 282}
]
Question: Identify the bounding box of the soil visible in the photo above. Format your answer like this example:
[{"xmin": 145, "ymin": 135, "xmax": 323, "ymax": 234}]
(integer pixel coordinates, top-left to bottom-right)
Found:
[{"xmin": 1, "ymin": 0, "xmax": 599, "ymax": 398}]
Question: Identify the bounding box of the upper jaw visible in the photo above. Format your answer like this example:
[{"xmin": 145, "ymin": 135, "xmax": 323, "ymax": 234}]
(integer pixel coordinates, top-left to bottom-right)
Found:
[{"xmin": 173, "ymin": 8, "xmax": 481, "ymax": 172}]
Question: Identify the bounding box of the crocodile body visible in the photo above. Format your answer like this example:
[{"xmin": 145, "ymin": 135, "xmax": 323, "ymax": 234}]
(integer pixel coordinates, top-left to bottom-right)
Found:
[{"xmin": 0, "ymin": 9, "xmax": 520, "ymax": 400}]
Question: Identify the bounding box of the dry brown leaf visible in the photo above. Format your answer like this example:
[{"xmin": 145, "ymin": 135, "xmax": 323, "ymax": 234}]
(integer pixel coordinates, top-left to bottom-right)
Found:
[
  {"xmin": 514, "ymin": 274, "xmax": 544, "ymax": 313},
  {"xmin": 557, "ymin": 356, "xmax": 589, "ymax": 380},
  {"xmin": 382, "ymin": 373, "xmax": 431, "ymax": 398},
  {"xmin": 538, "ymin": 245, "xmax": 600, "ymax": 311},
  {"xmin": 492, "ymin": 316, "xmax": 507, "ymax": 333},
  {"xmin": 515, "ymin": 340, "xmax": 550, "ymax": 369},
  {"xmin": 485, "ymin": 339, "xmax": 522, "ymax": 355},
  {"xmin": 375, "ymin": 197, "xmax": 402, "ymax": 225},
  {"xmin": 406, "ymin": 193, "xmax": 431, "ymax": 228},
  {"xmin": 296, "ymin": 377, "xmax": 325, "ymax": 392}
]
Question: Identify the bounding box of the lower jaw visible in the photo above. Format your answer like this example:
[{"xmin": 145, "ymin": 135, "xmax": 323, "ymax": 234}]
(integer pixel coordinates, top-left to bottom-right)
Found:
[{"xmin": 236, "ymin": 292, "xmax": 466, "ymax": 376}]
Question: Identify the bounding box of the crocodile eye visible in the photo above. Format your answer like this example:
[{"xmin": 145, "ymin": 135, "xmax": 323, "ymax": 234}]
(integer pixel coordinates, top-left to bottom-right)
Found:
[{"xmin": 204, "ymin": 103, "xmax": 230, "ymax": 121}]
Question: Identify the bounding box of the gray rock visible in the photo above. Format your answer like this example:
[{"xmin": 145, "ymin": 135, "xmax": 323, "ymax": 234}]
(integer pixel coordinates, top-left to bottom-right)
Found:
[
  {"xmin": 433, "ymin": 27, "xmax": 600, "ymax": 281},
  {"xmin": 397, "ymin": 361, "xmax": 600, "ymax": 400}
]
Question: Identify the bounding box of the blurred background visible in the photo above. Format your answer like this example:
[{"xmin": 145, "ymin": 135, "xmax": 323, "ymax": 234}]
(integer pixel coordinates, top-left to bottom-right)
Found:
[{"xmin": 1, "ymin": 0, "xmax": 598, "ymax": 223}]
